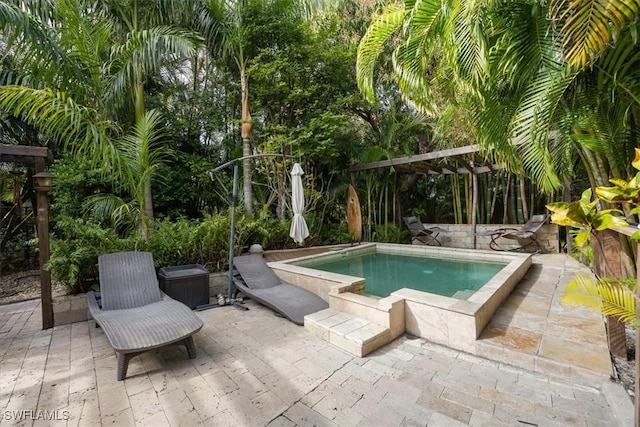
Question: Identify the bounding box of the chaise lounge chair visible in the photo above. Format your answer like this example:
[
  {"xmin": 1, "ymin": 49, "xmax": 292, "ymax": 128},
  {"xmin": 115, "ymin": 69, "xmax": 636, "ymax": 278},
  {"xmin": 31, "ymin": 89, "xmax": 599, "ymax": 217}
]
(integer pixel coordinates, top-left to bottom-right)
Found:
[
  {"xmin": 403, "ymin": 216, "xmax": 447, "ymax": 246},
  {"xmin": 476, "ymin": 214, "xmax": 549, "ymax": 252},
  {"xmin": 233, "ymin": 254, "xmax": 328, "ymax": 325},
  {"xmin": 87, "ymin": 251, "xmax": 203, "ymax": 380}
]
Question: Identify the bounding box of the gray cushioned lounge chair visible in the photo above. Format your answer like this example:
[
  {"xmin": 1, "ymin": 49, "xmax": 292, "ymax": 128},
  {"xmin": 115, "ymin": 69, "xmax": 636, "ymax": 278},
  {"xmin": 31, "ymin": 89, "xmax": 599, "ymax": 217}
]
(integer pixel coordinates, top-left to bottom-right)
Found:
[
  {"xmin": 476, "ymin": 214, "xmax": 549, "ymax": 252},
  {"xmin": 233, "ymin": 254, "xmax": 328, "ymax": 325},
  {"xmin": 87, "ymin": 251, "xmax": 203, "ymax": 380}
]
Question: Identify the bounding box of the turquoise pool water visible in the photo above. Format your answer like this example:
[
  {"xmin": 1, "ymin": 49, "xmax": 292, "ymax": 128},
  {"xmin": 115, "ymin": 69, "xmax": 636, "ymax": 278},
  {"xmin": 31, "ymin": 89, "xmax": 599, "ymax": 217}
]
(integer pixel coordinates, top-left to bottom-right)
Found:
[{"xmin": 302, "ymin": 252, "xmax": 506, "ymax": 299}]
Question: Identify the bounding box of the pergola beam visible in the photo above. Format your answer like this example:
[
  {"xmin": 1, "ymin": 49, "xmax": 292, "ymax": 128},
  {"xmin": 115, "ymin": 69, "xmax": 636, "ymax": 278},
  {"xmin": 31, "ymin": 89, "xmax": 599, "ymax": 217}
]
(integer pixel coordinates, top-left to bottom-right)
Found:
[
  {"xmin": 350, "ymin": 145, "xmax": 481, "ymax": 172},
  {"xmin": 0, "ymin": 144, "xmax": 51, "ymax": 164},
  {"xmin": 397, "ymin": 163, "xmax": 498, "ymax": 175}
]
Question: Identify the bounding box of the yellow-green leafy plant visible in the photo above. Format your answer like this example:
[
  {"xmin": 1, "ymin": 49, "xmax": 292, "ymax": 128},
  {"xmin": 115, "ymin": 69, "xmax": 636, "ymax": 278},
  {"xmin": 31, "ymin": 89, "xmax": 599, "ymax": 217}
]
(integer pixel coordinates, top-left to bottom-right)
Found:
[{"xmin": 546, "ymin": 148, "xmax": 640, "ymax": 326}]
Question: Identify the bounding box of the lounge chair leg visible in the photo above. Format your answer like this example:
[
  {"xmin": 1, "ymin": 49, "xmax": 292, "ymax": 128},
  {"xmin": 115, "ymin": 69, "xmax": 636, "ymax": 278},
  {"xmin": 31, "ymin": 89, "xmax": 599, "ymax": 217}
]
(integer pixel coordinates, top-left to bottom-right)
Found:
[
  {"xmin": 117, "ymin": 352, "xmax": 133, "ymax": 381},
  {"xmin": 184, "ymin": 336, "xmax": 197, "ymax": 359}
]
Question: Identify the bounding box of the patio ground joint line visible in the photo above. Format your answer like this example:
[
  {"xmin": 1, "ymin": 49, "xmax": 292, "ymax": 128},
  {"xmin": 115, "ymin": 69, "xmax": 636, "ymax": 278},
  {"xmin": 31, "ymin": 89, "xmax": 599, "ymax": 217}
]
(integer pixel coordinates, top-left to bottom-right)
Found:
[{"xmin": 265, "ymin": 352, "xmax": 353, "ymax": 425}]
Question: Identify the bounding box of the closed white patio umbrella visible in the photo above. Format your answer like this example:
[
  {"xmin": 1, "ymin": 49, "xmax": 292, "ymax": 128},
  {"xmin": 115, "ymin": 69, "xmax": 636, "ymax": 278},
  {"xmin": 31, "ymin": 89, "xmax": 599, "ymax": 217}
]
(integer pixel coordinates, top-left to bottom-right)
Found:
[{"xmin": 289, "ymin": 163, "xmax": 309, "ymax": 244}]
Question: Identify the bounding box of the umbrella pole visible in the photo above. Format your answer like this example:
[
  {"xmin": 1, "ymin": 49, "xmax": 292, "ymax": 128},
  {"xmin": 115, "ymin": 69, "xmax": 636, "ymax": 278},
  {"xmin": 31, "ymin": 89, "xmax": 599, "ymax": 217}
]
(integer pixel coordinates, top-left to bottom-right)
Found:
[
  {"xmin": 227, "ymin": 163, "xmax": 238, "ymax": 301},
  {"xmin": 196, "ymin": 163, "xmax": 248, "ymax": 311},
  {"xmin": 227, "ymin": 164, "xmax": 248, "ymax": 310},
  {"xmin": 198, "ymin": 153, "xmax": 295, "ymax": 312}
]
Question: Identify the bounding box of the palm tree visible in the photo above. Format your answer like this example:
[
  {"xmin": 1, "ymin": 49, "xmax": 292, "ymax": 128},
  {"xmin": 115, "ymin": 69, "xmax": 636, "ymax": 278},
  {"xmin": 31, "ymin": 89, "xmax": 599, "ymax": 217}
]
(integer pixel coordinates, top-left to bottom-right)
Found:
[
  {"xmin": 0, "ymin": 0, "xmax": 199, "ymax": 238},
  {"xmin": 196, "ymin": 0, "xmax": 320, "ymax": 217}
]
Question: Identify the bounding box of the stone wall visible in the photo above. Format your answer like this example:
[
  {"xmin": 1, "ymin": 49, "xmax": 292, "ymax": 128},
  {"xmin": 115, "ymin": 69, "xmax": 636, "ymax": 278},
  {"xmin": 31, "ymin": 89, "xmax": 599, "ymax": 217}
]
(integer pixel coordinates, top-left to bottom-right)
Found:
[{"xmin": 420, "ymin": 223, "xmax": 560, "ymax": 253}]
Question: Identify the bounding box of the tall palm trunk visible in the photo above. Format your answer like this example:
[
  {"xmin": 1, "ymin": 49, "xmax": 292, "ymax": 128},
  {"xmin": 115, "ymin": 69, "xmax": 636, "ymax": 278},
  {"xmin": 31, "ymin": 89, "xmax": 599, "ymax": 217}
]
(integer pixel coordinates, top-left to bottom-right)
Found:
[
  {"xmin": 519, "ymin": 173, "xmax": 528, "ymax": 220},
  {"xmin": 135, "ymin": 79, "xmax": 153, "ymax": 240},
  {"xmin": 240, "ymin": 66, "xmax": 253, "ymax": 217}
]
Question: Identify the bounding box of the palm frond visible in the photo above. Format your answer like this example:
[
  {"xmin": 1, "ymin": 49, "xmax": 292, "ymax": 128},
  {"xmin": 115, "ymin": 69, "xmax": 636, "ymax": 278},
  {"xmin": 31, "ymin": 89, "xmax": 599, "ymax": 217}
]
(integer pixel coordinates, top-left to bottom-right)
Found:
[
  {"xmin": 549, "ymin": 0, "xmax": 640, "ymax": 67},
  {"xmin": 509, "ymin": 67, "xmax": 578, "ymax": 192},
  {"xmin": 392, "ymin": 36, "xmax": 439, "ymax": 114},
  {"xmin": 106, "ymin": 26, "xmax": 201, "ymax": 110},
  {"xmin": 0, "ymin": 86, "xmax": 108, "ymax": 148},
  {"xmin": 562, "ymin": 273, "xmax": 639, "ymax": 326},
  {"xmin": 0, "ymin": 0, "xmax": 84, "ymax": 92},
  {"xmin": 450, "ymin": 1, "xmax": 489, "ymax": 86},
  {"xmin": 356, "ymin": 3, "xmax": 406, "ymax": 102}
]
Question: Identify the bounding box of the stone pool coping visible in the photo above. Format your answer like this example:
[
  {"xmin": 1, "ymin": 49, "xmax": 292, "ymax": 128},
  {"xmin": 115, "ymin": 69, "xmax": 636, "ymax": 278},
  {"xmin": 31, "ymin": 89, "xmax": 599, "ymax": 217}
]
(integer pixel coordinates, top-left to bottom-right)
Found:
[{"xmin": 269, "ymin": 243, "xmax": 532, "ymax": 354}]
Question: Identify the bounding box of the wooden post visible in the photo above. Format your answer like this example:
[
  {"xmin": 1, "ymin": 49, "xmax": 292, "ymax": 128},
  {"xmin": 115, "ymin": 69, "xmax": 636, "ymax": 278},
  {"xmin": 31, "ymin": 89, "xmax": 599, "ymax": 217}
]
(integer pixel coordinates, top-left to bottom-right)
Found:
[
  {"xmin": 472, "ymin": 171, "xmax": 478, "ymax": 249},
  {"xmin": 591, "ymin": 230, "xmax": 628, "ymax": 358},
  {"xmin": 34, "ymin": 159, "xmax": 53, "ymax": 329}
]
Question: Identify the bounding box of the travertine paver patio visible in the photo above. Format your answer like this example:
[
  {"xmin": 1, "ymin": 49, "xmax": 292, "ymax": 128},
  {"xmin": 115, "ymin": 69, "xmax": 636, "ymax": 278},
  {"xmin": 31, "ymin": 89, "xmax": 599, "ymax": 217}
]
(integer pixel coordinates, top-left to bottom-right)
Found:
[{"xmin": 0, "ymin": 254, "xmax": 632, "ymax": 426}]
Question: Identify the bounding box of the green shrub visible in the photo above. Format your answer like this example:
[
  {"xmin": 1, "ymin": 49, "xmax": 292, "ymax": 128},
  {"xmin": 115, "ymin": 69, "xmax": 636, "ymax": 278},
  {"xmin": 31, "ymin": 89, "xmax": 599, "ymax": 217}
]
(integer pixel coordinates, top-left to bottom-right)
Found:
[
  {"xmin": 48, "ymin": 217, "xmax": 141, "ymax": 293},
  {"xmin": 374, "ymin": 223, "xmax": 408, "ymax": 243},
  {"xmin": 319, "ymin": 221, "xmax": 352, "ymax": 245},
  {"xmin": 48, "ymin": 211, "xmax": 349, "ymax": 293}
]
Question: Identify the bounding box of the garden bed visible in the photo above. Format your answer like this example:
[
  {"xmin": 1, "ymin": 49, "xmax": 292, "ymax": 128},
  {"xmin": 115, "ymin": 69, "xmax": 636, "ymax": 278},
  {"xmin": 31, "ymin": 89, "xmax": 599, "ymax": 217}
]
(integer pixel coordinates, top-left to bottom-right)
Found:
[{"xmin": 0, "ymin": 270, "xmax": 67, "ymax": 305}]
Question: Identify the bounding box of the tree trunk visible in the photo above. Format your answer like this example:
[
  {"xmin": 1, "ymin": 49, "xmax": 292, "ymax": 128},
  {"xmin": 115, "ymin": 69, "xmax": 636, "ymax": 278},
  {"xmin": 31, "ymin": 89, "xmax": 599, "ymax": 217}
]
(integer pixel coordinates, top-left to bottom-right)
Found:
[
  {"xmin": 135, "ymin": 79, "xmax": 154, "ymax": 239},
  {"xmin": 503, "ymin": 172, "xmax": 511, "ymax": 224},
  {"xmin": 276, "ymin": 175, "xmax": 286, "ymax": 221},
  {"xmin": 143, "ymin": 178, "xmax": 153, "ymax": 240},
  {"xmin": 591, "ymin": 230, "xmax": 628, "ymax": 359},
  {"xmin": 519, "ymin": 173, "xmax": 528, "ymax": 220},
  {"xmin": 490, "ymin": 173, "xmax": 499, "ymax": 223},
  {"xmin": 240, "ymin": 67, "xmax": 253, "ymax": 217},
  {"xmin": 396, "ymin": 174, "xmax": 420, "ymax": 223}
]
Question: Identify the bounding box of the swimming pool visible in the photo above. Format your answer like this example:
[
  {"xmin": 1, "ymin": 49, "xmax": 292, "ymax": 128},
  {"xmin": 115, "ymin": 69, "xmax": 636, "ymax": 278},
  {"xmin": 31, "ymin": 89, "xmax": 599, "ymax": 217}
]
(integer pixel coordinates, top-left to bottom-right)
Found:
[
  {"xmin": 300, "ymin": 251, "xmax": 506, "ymax": 299},
  {"xmin": 268, "ymin": 243, "xmax": 532, "ymax": 355}
]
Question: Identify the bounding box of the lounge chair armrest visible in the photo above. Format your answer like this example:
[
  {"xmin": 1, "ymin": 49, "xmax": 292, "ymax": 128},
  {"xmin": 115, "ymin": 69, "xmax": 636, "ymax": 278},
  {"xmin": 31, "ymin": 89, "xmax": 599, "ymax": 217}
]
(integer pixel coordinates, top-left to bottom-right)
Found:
[
  {"xmin": 502, "ymin": 230, "xmax": 535, "ymax": 239},
  {"xmin": 428, "ymin": 226, "xmax": 448, "ymax": 233},
  {"xmin": 477, "ymin": 227, "xmax": 518, "ymax": 236},
  {"xmin": 87, "ymin": 290, "xmax": 102, "ymax": 319}
]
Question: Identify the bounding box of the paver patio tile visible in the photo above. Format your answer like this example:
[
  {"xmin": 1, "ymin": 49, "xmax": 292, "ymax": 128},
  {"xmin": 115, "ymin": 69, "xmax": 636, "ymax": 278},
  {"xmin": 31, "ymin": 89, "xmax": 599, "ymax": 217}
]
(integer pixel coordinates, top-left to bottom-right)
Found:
[
  {"xmin": 67, "ymin": 389, "xmax": 101, "ymax": 426},
  {"xmin": 356, "ymin": 406, "xmax": 404, "ymax": 426},
  {"xmin": 163, "ymin": 408, "xmax": 204, "ymax": 427},
  {"xmin": 427, "ymin": 411, "xmax": 468, "ymax": 426},
  {"xmin": 440, "ymin": 387, "xmax": 495, "ymax": 414},
  {"xmin": 97, "ymin": 384, "xmax": 130, "ymax": 417},
  {"xmin": 265, "ymin": 415, "xmax": 296, "ymax": 427},
  {"xmin": 379, "ymin": 391, "xmax": 433, "ymax": 424},
  {"xmin": 492, "ymin": 405, "xmax": 573, "ymax": 427},
  {"xmin": 468, "ymin": 410, "xmax": 511, "ymax": 427},
  {"xmin": 101, "ymin": 407, "xmax": 136, "ymax": 426},
  {"xmin": 124, "ymin": 373, "xmax": 154, "ymax": 397},
  {"xmin": 332, "ymin": 406, "xmax": 365, "ymax": 426},
  {"xmin": 416, "ymin": 389, "xmax": 473, "ymax": 424},
  {"xmin": 374, "ymin": 375, "xmax": 424, "ymax": 402}
]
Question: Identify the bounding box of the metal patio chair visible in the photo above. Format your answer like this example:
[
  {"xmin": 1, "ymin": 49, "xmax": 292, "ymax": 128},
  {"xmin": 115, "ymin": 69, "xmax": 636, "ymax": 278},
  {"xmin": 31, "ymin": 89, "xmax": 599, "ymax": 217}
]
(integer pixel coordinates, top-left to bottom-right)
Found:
[
  {"xmin": 403, "ymin": 216, "xmax": 447, "ymax": 246},
  {"xmin": 477, "ymin": 214, "xmax": 549, "ymax": 252}
]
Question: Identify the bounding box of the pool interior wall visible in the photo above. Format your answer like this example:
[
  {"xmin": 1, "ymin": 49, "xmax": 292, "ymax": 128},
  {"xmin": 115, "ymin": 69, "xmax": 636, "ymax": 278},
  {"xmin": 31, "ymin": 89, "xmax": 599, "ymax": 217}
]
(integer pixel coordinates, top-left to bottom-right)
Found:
[{"xmin": 269, "ymin": 243, "xmax": 532, "ymax": 355}]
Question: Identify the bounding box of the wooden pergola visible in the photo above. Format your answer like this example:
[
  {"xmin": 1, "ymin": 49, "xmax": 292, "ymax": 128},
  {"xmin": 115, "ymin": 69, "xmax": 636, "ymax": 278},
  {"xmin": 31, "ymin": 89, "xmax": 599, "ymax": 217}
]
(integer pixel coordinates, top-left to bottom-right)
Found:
[
  {"xmin": 0, "ymin": 144, "xmax": 54, "ymax": 329},
  {"xmin": 349, "ymin": 144, "xmax": 501, "ymax": 248}
]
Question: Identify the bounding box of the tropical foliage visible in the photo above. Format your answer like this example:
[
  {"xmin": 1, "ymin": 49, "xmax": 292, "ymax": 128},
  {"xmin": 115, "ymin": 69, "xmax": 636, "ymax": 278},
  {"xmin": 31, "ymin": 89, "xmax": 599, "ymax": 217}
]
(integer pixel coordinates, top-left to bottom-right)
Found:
[
  {"xmin": 548, "ymin": 149, "xmax": 640, "ymax": 327},
  {"xmin": 356, "ymin": 0, "xmax": 640, "ymax": 196},
  {"xmin": 2, "ymin": 0, "xmax": 640, "ymax": 295}
]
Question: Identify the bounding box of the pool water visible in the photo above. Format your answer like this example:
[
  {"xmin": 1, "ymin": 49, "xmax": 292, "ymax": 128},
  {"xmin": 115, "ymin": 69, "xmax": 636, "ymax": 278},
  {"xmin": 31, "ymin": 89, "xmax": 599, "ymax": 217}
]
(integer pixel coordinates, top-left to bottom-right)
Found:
[{"xmin": 303, "ymin": 252, "xmax": 506, "ymax": 298}]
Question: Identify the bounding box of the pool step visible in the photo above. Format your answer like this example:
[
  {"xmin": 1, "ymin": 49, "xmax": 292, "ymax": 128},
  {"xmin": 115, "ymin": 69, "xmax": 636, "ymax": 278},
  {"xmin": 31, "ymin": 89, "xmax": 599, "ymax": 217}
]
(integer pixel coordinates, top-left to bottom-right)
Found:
[{"xmin": 304, "ymin": 308, "xmax": 391, "ymax": 357}]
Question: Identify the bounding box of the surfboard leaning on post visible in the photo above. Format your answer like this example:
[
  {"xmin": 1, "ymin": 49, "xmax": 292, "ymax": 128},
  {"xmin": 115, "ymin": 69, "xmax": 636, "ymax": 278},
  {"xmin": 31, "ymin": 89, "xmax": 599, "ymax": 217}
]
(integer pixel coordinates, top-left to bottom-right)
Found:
[{"xmin": 347, "ymin": 184, "xmax": 362, "ymax": 243}]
